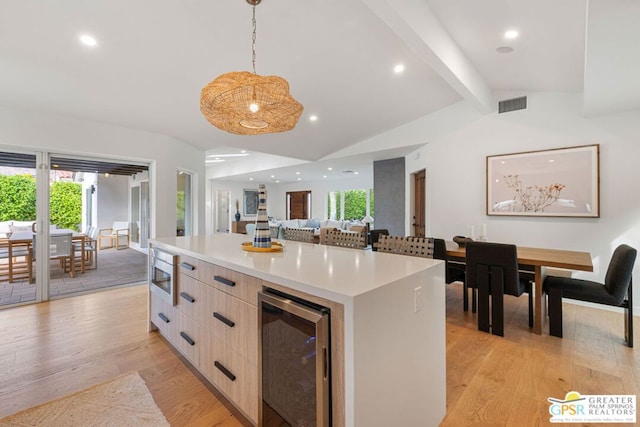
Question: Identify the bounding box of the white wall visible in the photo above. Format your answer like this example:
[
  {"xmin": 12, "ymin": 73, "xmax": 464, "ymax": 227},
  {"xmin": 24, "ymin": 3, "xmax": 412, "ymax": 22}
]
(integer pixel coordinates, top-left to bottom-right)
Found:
[
  {"xmin": 96, "ymin": 174, "xmax": 128, "ymax": 229},
  {"xmin": 403, "ymin": 92, "xmax": 640, "ymax": 311},
  {"xmin": 0, "ymin": 106, "xmax": 205, "ymax": 240}
]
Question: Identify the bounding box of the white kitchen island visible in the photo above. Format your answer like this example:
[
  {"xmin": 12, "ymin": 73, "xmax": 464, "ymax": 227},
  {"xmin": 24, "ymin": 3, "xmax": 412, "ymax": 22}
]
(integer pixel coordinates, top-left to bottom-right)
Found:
[{"xmin": 149, "ymin": 233, "xmax": 446, "ymax": 427}]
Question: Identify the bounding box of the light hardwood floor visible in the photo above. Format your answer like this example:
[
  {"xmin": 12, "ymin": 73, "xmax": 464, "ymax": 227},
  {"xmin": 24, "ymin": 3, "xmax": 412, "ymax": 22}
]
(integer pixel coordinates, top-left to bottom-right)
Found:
[{"xmin": 0, "ymin": 283, "xmax": 638, "ymax": 426}]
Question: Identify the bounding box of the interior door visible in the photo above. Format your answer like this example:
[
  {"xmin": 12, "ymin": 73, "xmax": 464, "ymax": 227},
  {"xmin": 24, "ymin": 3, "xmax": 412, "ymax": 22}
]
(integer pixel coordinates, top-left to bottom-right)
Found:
[
  {"xmin": 413, "ymin": 170, "xmax": 426, "ymax": 237},
  {"xmin": 287, "ymin": 191, "xmax": 310, "ymax": 220}
]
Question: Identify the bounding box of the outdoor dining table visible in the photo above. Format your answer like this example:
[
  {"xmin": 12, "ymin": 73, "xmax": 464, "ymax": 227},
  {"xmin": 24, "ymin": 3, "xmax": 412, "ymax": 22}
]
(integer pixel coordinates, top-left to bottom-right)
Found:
[
  {"xmin": 8, "ymin": 229, "xmax": 86, "ymax": 283},
  {"xmin": 445, "ymin": 241, "xmax": 594, "ymax": 335}
]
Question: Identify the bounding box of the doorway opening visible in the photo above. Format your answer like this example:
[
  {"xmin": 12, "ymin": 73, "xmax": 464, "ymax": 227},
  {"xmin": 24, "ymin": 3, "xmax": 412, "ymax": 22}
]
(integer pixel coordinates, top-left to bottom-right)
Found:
[
  {"xmin": 412, "ymin": 169, "xmax": 426, "ymax": 237},
  {"xmin": 286, "ymin": 191, "xmax": 311, "ymax": 220}
]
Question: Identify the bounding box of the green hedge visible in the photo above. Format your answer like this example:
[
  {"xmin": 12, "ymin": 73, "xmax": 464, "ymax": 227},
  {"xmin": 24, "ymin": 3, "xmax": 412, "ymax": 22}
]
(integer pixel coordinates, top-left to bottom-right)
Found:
[
  {"xmin": 0, "ymin": 174, "xmax": 82, "ymax": 231},
  {"xmin": 0, "ymin": 175, "xmax": 36, "ymax": 221}
]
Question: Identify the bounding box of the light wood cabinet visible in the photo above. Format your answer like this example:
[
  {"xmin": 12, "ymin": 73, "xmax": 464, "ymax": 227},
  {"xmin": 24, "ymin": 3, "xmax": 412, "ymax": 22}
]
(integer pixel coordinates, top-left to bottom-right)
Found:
[{"xmin": 150, "ymin": 253, "xmax": 259, "ymax": 424}]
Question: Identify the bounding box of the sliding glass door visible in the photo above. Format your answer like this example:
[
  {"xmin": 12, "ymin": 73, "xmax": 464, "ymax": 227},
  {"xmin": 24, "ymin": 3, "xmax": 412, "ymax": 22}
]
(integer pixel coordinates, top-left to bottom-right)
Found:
[
  {"xmin": 0, "ymin": 150, "xmax": 42, "ymax": 307},
  {"xmin": 0, "ymin": 148, "xmax": 150, "ymax": 308}
]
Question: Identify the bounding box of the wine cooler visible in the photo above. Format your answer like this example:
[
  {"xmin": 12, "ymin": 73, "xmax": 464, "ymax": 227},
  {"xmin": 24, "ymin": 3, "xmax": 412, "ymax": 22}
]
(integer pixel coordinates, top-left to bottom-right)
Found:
[{"xmin": 259, "ymin": 289, "xmax": 331, "ymax": 427}]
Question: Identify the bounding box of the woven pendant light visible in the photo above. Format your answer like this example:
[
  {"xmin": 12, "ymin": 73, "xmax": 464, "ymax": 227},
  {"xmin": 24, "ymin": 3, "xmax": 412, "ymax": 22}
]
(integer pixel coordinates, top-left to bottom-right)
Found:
[{"xmin": 200, "ymin": 0, "xmax": 303, "ymax": 135}]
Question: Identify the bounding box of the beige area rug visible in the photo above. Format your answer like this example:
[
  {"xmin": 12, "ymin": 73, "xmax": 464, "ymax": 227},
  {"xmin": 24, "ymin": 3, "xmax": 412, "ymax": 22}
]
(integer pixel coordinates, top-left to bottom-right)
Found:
[{"xmin": 0, "ymin": 371, "xmax": 169, "ymax": 426}]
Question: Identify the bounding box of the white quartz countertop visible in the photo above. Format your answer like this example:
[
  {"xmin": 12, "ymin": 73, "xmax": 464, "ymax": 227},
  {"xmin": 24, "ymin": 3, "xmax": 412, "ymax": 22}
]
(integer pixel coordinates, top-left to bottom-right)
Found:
[{"xmin": 151, "ymin": 234, "xmax": 442, "ymax": 303}]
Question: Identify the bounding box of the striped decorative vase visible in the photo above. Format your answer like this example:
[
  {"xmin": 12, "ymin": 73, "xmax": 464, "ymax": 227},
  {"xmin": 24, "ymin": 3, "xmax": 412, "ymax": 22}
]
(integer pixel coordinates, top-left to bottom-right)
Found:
[{"xmin": 253, "ymin": 184, "xmax": 271, "ymax": 248}]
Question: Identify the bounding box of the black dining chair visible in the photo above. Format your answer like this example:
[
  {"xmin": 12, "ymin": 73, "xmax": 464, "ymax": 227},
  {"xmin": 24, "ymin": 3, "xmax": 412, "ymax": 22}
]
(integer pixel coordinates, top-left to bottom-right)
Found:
[
  {"xmin": 466, "ymin": 241, "xmax": 533, "ymax": 337},
  {"xmin": 544, "ymin": 244, "xmax": 636, "ymax": 347}
]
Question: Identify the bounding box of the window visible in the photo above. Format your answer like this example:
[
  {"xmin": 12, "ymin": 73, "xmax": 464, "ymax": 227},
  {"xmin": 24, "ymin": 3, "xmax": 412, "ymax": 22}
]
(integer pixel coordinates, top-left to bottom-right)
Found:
[
  {"xmin": 177, "ymin": 170, "xmax": 192, "ymax": 236},
  {"xmin": 327, "ymin": 189, "xmax": 373, "ymax": 221}
]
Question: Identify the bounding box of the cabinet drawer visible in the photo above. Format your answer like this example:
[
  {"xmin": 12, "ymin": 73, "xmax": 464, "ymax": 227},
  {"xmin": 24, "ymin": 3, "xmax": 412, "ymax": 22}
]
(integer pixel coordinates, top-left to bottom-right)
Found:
[
  {"xmin": 174, "ymin": 311, "xmax": 201, "ymax": 367},
  {"xmin": 202, "ymin": 335, "xmax": 258, "ymax": 423},
  {"xmin": 150, "ymin": 291, "xmax": 176, "ymax": 338},
  {"xmin": 176, "ymin": 273, "xmax": 206, "ymax": 323},
  {"xmin": 206, "ymin": 287, "xmax": 258, "ymax": 365},
  {"xmin": 177, "ymin": 254, "xmax": 200, "ymax": 279},
  {"xmin": 207, "ymin": 265, "xmax": 260, "ymax": 306}
]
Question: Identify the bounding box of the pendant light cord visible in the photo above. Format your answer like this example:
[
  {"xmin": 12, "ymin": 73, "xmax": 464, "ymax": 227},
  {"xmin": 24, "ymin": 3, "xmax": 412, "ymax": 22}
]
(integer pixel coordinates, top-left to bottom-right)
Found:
[{"xmin": 251, "ymin": 5, "xmax": 257, "ymax": 74}]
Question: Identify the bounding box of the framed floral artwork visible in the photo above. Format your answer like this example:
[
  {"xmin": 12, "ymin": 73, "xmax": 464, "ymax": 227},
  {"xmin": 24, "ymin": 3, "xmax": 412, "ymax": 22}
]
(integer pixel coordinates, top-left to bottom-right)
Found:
[{"xmin": 486, "ymin": 144, "xmax": 600, "ymax": 217}]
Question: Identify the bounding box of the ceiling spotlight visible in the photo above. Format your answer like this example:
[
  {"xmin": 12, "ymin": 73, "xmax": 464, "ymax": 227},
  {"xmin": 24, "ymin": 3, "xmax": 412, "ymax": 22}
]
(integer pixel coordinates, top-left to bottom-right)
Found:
[
  {"xmin": 393, "ymin": 64, "xmax": 405, "ymax": 73},
  {"xmin": 297, "ymin": 177, "xmax": 302, "ymax": 181},
  {"xmin": 496, "ymin": 46, "xmax": 514, "ymax": 54},
  {"xmin": 296, "ymin": 171, "xmax": 300, "ymax": 175},
  {"xmin": 504, "ymin": 30, "xmax": 519, "ymax": 40},
  {"xmin": 309, "ymin": 115, "xmax": 318, "ymax": 122},
  {"xmin": 323, "ymin": 175, "xmax": 327, "ymax": 178},
  {"xmin": 79, "ymin": 34, "xmax": 97, "ymax": 47},
  {"xmin": 249, "ymin": 177, "xmax": 254, "ymax": 181},
  {"xmin": 327, "ymin": 167, "xmax": 332, "ymax": 171}
]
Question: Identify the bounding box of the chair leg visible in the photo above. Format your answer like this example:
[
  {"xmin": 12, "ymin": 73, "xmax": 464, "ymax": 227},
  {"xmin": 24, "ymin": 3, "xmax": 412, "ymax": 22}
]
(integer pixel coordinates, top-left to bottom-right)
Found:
[
  {"xmin": 463, "ymin": 281, "xmax": 469, "ymax": 311},
  {"xmin": 625, "ymin": 278, "xmax": 633, "ymax": 348},
  {"xmin": 528, "ymin": 283, "xmax": 534, "ymax": 328},
  {"xmin": 490, "ymin": 268, "xmax": 505, "ymax": 337},
  {"xmin": 477, "ymin": 265, "xmax": 490, "ymax": 334},
  {"xmin": 472, "ymin": 288, "xmax": 477, "ymax": 313},
  {"xmin": 548, "ymin": 286, "xmax": 563, "ymax": 338}
]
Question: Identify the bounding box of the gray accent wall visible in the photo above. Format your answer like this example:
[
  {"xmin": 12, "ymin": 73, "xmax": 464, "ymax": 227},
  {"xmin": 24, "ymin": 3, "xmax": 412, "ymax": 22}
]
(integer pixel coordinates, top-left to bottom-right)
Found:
[{"xmin": 373, "ymin": 158, "xmax": 405, "ymax": 236}]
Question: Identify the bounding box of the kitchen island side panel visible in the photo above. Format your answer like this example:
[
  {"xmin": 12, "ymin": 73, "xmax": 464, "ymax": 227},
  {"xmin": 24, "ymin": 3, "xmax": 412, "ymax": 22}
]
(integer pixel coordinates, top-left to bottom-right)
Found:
[{"xmin": 352, "ymin": 262, "xmax": 446, "ymax": 427}]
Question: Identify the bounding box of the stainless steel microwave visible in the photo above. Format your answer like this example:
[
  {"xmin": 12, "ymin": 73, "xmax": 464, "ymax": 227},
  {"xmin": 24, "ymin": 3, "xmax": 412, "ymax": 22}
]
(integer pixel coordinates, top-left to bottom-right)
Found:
[{"xmin": 149, "ymin": 247, "xmax": 177, "ymax": 305}]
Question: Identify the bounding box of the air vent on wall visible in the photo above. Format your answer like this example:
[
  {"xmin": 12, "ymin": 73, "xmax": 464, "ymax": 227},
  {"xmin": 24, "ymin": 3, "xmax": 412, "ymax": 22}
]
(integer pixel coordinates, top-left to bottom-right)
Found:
[{"xmin": 498, "ymin": 96, "xmax": 527, "ymax": 113}]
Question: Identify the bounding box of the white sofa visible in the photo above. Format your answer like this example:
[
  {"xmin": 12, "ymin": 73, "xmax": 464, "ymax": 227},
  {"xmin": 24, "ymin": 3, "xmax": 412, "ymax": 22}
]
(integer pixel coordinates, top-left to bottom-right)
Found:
[{"xmin": 270, "ymin": 218, "xmax": 364, "ymax": 239}]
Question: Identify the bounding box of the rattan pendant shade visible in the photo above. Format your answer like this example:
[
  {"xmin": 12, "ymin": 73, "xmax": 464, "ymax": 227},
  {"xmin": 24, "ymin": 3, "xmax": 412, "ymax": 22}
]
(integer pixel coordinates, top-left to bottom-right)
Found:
[
  {"xmin": 200, "ymin": 71, "xmax": 303, "ymax": 135},
  {"xmin": 199, "ymin": 0, "xmax": 303, "ymax": 136}
]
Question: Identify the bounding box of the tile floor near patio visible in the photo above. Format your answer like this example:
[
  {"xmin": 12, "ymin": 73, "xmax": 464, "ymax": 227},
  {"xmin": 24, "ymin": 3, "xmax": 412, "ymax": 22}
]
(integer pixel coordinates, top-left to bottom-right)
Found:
[{"xmin": 0, "ymin": 248, "xmax": 148, "ymax": 305}]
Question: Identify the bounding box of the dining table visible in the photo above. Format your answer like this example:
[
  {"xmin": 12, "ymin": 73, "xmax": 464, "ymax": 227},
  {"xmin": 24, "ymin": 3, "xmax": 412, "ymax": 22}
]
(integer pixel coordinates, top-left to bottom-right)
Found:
[
  {"xmin": 8, "ymin": 229, "xmax": 86, "ymax": 283},
  {"xmin": 445, "ymin": 241, "xmax": 594, "ymax": 335}
]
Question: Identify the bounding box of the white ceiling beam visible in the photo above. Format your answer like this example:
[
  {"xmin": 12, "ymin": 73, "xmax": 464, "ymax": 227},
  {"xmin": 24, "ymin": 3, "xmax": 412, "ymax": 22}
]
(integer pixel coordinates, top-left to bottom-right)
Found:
[{"xmin": 361, "ymin": 0, "xmax": 493, "ymax": 114}]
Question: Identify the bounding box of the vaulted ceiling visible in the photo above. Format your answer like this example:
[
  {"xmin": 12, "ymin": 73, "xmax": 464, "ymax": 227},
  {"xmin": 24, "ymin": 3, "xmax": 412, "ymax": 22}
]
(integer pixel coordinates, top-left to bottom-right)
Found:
[{"xmin": 1, "ymin": 1, "xmax": 638, "ymax": 171}]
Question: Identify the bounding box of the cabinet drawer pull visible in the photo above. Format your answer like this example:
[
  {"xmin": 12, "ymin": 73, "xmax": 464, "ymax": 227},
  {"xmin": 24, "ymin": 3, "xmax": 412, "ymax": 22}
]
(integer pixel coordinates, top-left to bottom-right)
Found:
[
  {"xmin": 213, "ymin": 312, "xmax": 235, "ymax": 328},
  {"xmin": 214, "ymin": 275, "xmax": 236, "ymax": 287},
  {"xmin": 179, "ymin": 262, "xmax": 196, "ymax": 271},
  {"xmin": 158, "ymin": 312, "xmax": 170, "ymax": 323},
  {"xmin": 180, "ymin": 331, "xmax": 195, "ymax": 346},
  {"xmin": 180, "ymin": 292, "xmax": 195, "ymax": 303},
  {"xmin": 214, "ymin": 361, "xmax": 236, "ymax": 381}
]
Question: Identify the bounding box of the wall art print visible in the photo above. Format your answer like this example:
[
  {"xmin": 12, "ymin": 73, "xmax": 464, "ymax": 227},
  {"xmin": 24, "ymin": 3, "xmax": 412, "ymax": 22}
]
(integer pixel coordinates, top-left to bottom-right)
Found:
[
  {"xmin": 243, "ymin": 189, "xmax": 260, "ymax": 216},
  {"xmin": 486, "ymin": 144, "xmax": 599, "ymax": 217}
]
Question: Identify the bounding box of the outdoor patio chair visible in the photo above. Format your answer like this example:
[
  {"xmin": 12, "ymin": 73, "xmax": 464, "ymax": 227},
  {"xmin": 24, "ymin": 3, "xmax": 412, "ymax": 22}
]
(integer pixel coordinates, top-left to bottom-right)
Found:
[
  {"xmin": 33, "ymin": 232, "xmax": 75, "ymax": 279},
  {"xmin": 98, "ymin": 221, "xmax": 129, "ymax": 250}
]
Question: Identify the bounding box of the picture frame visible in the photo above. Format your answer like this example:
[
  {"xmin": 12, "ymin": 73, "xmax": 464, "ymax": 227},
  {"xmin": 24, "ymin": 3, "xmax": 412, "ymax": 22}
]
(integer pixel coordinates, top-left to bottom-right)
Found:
[
  {"xmin": 243, "ymin": 189, "xmax": 260, "ymax": 216},
  {"xmin": 486, "ymin": 144, "xmax": 599, "ymax": 217}
]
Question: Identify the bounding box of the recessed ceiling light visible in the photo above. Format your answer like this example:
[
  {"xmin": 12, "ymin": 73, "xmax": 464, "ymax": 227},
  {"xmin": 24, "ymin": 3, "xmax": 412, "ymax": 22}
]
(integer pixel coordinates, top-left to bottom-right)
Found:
[
  {"xmin": 296, "ymin": 171, "xmax": 300, "ymax": 175},
  {"xmin": 496, "ymin": 46, "xmax": 514, "ymax": 54},
  {"xmin": 354, "ymin": 171, "xmax": 359, "ymax": 175},
  {"xmin": 240, "ymin": 150, "xmax": 247, "ymax": 154},
  {"xmin": 249, "ymin": 177, "xmax": 254, "ymax": 181},
  {"xmin": 297, "ymin": 178, "xmax": 302, "ymax": 181},
  {"xmin": 79, "ymin": 34, "xmax": 97, "ymax": 47},
  {"xmin": 270, "ymin": 175, "xmax": 275, "ymax": 178},
  {"xmin": 323, "ymin": 175, "xmax": 327, "ymax": 178},
  {"xmin": 327, "ymin": 167, "xmax": 332, "ymax": 171},
  {"xmin": 549, "ymin": 159, "xmax": 555, "ymax": 163},
  {"xmin": 275, "ymin": 180, "xmax": 280, "ymax": 183},
  {"xmin": 393, "ymin": 64, "xmax": 405, "ymax": 74},
  {"xmin": 309, "ymin": 115, "xmax": 318, "ymax": 122},
  {"xmin": 504, "ymin": 30, "xmax": 519, "ymax": 40}
]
